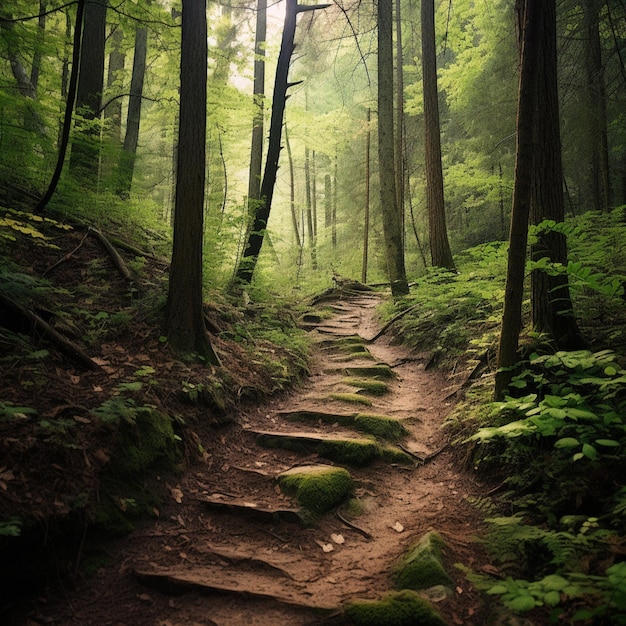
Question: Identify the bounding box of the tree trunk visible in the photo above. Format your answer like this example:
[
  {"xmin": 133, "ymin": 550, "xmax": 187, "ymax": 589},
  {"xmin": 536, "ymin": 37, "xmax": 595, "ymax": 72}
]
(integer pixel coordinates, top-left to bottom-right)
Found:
[
  {"xmin": 421, "ymin": 0, "xmax": 455, "ymax": 271},
  {"xmin": 305, "ymin": 145, "xmax": 318, "ymax": 269},
  {"xmin": 284, "ymin": 122, "xmax": 301, "ymax": 247},
  {"xmin": 584, "ymin": 0, "xmax": 611, "ymax": 213},
  {"xmin": 530, "ymin": 0, "xmax": 585, "ymax": 351},
  {"xmin": 35, "ymin": 0, "xmax": 86, "ymax": 213},
  {"xmin": 104, "ymin": 26, "xmax": 125, "ymax": 142},
  {"xmin": 234, "ymin": 0, "xmax": 329, "ymax": 284},
  {"xmin": 395, "ymin": 0, "xmax": 405, "ymax": 246},
  {"xmin": 247, "ymin": 0, "xmax": 267, "ymax": 208},
  {"xmin": 378, "ymin": 0, "xmax": 409, "ymax": 296},
  {"xmin": 495, "ymin": 0, "xmax": 540, "ymax": 399},
  {"xmin": 117, "ymin": 24, "xmax": 148, "ymax": 197},
  {"xmin": 165, "ymin": 0, "xmax": 218, "ymax": 364},
  {"xmin": 69, "ymin": 0, "xmax": 108, "ymax": 177},
  {"xmin": 362, "ymin": 107, "xmax": 371, "ymax": 284}
]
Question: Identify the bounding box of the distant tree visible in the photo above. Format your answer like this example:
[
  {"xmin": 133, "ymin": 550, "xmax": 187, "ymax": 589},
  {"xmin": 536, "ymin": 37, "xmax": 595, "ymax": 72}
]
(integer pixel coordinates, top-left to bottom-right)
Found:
[
  {"xmin": 165, "ymin": 0, "xmax": 218, "ymax": 363},
  {"xmin": 69, "ymin": 0, "xmax": 108, "ymax": 177},
  {"xmin": 234, "ymin": 0, "xmax": 329, "ymax": 285},
  {"xmin": 117, "ymin": 23, "xmax": 148, "ymax": 197},
  {"xmin": 378, "ymin": 0, "xmax": 409, "ymax": 296},
  {"xmin": 421, "ymin": 0, "xmax": 454, "ymax": 270}
]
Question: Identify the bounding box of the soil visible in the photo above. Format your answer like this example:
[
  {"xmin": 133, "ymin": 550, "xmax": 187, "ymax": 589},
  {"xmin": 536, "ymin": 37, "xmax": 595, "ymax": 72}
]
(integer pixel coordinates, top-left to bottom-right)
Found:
[{"xmin": 0, "ymin": 227, "xmax": 495, "ymax": 626}]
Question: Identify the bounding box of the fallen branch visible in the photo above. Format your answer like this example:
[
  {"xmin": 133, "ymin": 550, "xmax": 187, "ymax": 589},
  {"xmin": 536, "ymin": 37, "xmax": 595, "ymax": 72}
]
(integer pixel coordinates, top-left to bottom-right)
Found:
[
  {"xmin": 336, "ymin": 511, "xmax": 372, "ymax": 540},
  {"xmin": 88, "ymin": 227, "xmax": 132, "ymax": 282},
  {"xmin": 365, "ymin": 303, "xmax": 420, "ymax": 343},
  {"xmin": 0, "ymin": 292, "xmax": 100, "ymax": 370},
  {"xmin": 43, "ymin": 230, "xmax": 90, "ymax": 276}
]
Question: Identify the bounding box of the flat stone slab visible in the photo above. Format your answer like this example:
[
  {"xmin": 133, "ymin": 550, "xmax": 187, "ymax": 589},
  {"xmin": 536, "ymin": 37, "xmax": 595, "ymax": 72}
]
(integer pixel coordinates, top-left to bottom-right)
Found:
[
  {"xmin": 200, "ymin": 495, "xmax": 306, "ymax": 525},
  {"xmin": 134, "ymin": 566, "xmax": 338, "ymax": 611}
]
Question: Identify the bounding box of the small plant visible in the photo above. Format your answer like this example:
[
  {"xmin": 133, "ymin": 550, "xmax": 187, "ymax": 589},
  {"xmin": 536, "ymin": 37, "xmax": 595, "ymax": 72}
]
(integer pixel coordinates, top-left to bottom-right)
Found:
[{"xmin": 0, "ymin": 518, "xmax": 22, "ymax": 537}]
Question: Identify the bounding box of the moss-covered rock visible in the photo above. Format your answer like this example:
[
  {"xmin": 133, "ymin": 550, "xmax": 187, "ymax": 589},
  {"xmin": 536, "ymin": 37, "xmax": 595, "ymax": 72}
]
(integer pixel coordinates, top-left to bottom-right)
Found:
[
  {"xmin": 344, "ymin": 590, "xmax": 446, "ymax": 626},
  {"xmin": 344, "ymin": 364, "xmax": 396, "ymax": 379},
  {"xmin": 393, "ymin": 531, "xmax": 453, "ymax": 591},
  {"xmin": 343, "ymin": 378, "xmax": 389, "ymax": 396},
  {"xmin": 329, "ymin": 392, "xmax": 373, "ymax": 406},
  {"xmin": 354, "ymin": 413, "xmax": 407, "ymax": 441},
  {"xmin": 277, "ymin": 465, "xmax": 353, "ymax": 515}
]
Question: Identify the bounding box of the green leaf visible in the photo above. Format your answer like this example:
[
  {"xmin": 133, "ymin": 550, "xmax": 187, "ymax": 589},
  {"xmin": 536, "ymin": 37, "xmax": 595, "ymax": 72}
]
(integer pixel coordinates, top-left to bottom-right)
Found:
[
  {"xmin": 595, "ymin": 439, "xmax": 620, "ymax": 447},
  {"xmin": 582, "ymin": 443, "xmax": 598, "ymax": 460},
  {"xmin": 506, "ymin": 594, "xmax": 537, "ymax": 612},
  {"xmin": 543, "ymin": 590, "xmax": 561, "ymax": 607},
  {"xmin": 541, "ymin": 575, "xmax": 570, "ymax": 591},
  {"xmin": 554, "ymin": 437, "xmax": 579, "ymax": 449}
]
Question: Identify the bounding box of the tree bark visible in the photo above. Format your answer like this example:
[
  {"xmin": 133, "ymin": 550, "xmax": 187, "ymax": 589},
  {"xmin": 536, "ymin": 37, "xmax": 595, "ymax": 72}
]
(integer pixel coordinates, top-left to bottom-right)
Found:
[
  {"xmin": 421, "ymin": 0, "xmax": 455, "ymax": 271},
  {"xmin": 362, "ymin": 107, "xmax": 371, "ymax": 284},
  {"xmin": 495, "ymin": 0, "xmax": 540, "ymax": 399},
  {"xmin": 378, "ymin": 0, "xmax": 409, "ymax": 296},
  {"xmin": 165, "ymin": 0, "xmax": 218, "ymax": 364},
  {"xmin": 117, "ymin": 24, "xmax": 148, "ymax": 197},
  {"xmin": 530, "ymin": 0, "xmax": 585, "ymax": 350},
  {"xmin": 234, "ymin": 0, "xmax": 329, "ymax": 285}
]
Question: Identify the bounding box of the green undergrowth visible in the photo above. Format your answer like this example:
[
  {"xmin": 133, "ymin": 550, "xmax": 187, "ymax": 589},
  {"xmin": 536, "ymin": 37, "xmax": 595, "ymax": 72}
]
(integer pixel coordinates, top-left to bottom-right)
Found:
[
  {"xmin": 377, "ymin": 211, "xmax": 626, "ymax": 623},
  {"xmin": 344, "ymin": 590, "xmax": 446, "ymax": 626}
]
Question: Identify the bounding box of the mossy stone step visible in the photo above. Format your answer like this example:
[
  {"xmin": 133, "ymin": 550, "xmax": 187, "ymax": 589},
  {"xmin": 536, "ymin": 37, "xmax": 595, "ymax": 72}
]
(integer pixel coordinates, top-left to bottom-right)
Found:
[
  {"xmin": 277, "ymin": 410, "xmax": 409, "ymax": 441},
  {"xmin": 325, "ymin": 364, "xmax": 396, "ymax": 379},
  {"xmin": 252, "ymin": 429, "xmax": 413, "ymax": 466},
  {"xmin": 277, "ymin": 464, "xmax": 353, "ymax": 515},
  {"xmin": 342, "ymin": 377, "xmax": 389, "ymax": 395}
]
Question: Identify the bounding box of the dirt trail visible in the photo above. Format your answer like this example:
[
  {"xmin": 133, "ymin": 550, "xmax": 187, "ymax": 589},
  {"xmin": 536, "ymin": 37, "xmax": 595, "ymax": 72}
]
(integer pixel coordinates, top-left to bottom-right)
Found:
[{"xmin": 38, "ymin": 289, "xmax": 489, "ymax": 626}]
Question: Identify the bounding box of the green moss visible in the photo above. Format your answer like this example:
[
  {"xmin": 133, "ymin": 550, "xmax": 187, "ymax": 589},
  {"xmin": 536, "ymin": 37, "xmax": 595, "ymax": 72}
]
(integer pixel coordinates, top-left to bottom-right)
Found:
[
  {"xmin": 343, "ymin": 378, "xmax": 389, "ymax": 396},
  {"xmin": 380, "ymin": 446, "xmax": 414, "ymax": 465},
  {"xmin": 278, "ymin": 465, "xmax": 353, "ymax": 515},
  {"xmin": 329, "ymin": 392, "xmax": 373, "ymax": 406},
  {"xmin": 344, "ymin": 365, "xmax": 396, "ymax": 379},
  {"xmin": 344, "ymin": 590, "xmax": 446, "ymax": 626},
  {"xmin": 393, "ymin": 531, "xmax": 453, "ymax": 591},
  {"xmin": 317, "ymin": 438, "xmax": 381, "ymax": 466},
  {"xmin": 354, "ymin": 413, "xmax": 407, "ymax": 440}
]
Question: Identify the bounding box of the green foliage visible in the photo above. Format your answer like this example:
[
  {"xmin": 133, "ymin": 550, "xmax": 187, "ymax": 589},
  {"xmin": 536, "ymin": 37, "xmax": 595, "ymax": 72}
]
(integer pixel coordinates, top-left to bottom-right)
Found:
[
  {"xmin": 0, "ymin": 518, "xmax": 22, "ymax": 537},
  {"xmin": 344, "ymin": 590, "xmax": 446, "ymax": 626},
  {"xmin": 0, "ymin": 208, "xmax": 72, "ymax": 247},
  {"xmin": 471, "ymin": 350, "xmax": 626, "ymax": 466}
]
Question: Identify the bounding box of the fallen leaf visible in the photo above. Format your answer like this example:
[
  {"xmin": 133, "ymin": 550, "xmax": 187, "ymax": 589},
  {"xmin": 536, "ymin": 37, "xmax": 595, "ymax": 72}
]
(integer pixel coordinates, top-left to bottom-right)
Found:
[
  {"xmin": 170, "ymin": 488, "xmax": 184, "ymax": 503},
  {"xmin": 93, "ymin": 385, "xmax": 103, "ymax": 392},
  {"xmin": 315, "ymin": 540, "xmax": 334, "ymax": 553},
  {"xmin": 73, "ymin": 415, "xmax": 91, "ymax": 424},
  {"xmin": 392, "ymin": 521, "xmax": 404, "ymax": 533},
  {"xmin": 331, "ymin": 533, "xmax": 345, "ymax": 544},
  {"xmin": 69, "ymin": 374, "xmax": 80, "ymax": 384},
  {"xmin": 91, "ymin": 356, "xmax": 110, "ymax": 366},
  {"xmin": 456, "ymin": 586, "xmax": 464, "ymax": 594},
  {"xmin": 137, "ymin": 593, "xmax": 151, "ymax": 602}
]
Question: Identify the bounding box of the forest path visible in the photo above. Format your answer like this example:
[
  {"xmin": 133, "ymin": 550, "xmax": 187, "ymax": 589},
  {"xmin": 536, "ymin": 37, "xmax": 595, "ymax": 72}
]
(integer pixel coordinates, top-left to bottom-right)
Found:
[{"xmin": 44, "ymin": 287, "xmax": 489, "ymax": 625}]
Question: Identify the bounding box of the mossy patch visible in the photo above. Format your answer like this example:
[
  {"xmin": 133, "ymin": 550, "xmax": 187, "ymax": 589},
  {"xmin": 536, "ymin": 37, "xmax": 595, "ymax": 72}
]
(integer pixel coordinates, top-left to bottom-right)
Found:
[
  {"xmin": 354, "ymin": 413, "xmax": 407, "ymax": 440},
  {"xmin": 344, "ymin": 589, "xmax": 446, "ymax": 626},
  {"xmin": 277, "ymin": 465, "xmax": 353, "ymax": 515},
  {"xmin": 96, "ymin": 404, "xmax": 181, "ymax": 535},
  {"xmin": 344, "ymin": 364, "xmax": 395, "ymax": 379},
  {"xmin": 343, "ymin": 378, "xmax": 389, "ymax": 396},
  {"xmin": 393, "ymin": 531, "xmax": 453, "ymax": 591},
  {"xmin": 329, "ymin": 392, "xmax": 373, "ymax": 406}
]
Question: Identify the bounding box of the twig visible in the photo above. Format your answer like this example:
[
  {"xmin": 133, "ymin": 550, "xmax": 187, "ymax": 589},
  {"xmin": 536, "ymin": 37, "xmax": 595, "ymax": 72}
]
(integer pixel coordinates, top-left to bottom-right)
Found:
[
  {"xmin": 336, "ymin": 511, "xmax": 372, "ymax": 539},
  {"xmin": 43, "ymin": 230, "xmax": 90, "ymax": 276},
  {"xmin": 88, "ymin": 227, "xmax": 132, "ymax": 282},
  {"xmin": 365, "ymin": 303, "xmax": 420, "ymax": 343}
]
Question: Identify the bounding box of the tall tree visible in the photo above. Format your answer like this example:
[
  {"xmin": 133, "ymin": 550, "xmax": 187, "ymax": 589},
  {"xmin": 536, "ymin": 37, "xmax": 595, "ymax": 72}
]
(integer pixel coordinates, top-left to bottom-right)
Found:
[
  {"xmin": 583, "ymin": 0, "xmax": 611, "ymax": 212},
  {"xmin": 378, "ymin": 0, "xmax": 409, "ymax": 296},
  {"xmin": 529, "ymin": 0, "xmax": 584, "ymax": 350},
  {"xmin": 247, "ymin": 0, "xmax": 267, "ymax": 210},
  {"xmin": 69, "ymin": 0, "xmax": 108, "ymax": 176},
  {"xmin": 421, "ymin": 0, "xmax": 455, "ymax": 270},
  {"xmin": 117, "ymin": 23, "xmax": 148, "ymax": 197},
  {"xmin": 165, "ymin": 0, "xmax": 218, "ymax": 363},
  {"xmin": 234, "ymin": 0, "xmax": 328, "ymax": 285},
  {"xmin": 495, "ymin": 0, "xmax": 540, "ymax": 399}
]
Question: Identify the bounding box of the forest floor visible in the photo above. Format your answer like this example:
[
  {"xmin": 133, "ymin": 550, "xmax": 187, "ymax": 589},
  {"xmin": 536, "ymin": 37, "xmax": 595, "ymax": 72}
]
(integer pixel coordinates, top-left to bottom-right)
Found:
[{"xmin": 24, "ymin": 286, "xmax": 497, "ymax": 626}]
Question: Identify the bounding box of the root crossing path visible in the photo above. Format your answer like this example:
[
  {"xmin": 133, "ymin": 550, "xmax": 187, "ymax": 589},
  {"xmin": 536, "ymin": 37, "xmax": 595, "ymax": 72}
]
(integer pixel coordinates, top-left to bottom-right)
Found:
[{"xmin": 47, "ymin": 288, "xmax": 490, "ymax": 625}]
